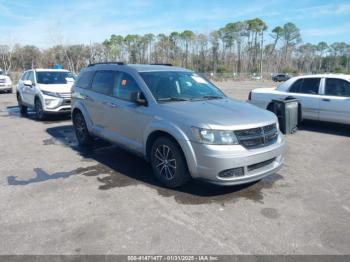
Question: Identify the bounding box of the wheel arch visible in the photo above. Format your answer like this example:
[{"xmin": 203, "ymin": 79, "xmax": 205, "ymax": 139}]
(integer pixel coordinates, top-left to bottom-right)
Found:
[{"xmin": 144, "ymin": 127, "xmax": 197, "ymax": 177}]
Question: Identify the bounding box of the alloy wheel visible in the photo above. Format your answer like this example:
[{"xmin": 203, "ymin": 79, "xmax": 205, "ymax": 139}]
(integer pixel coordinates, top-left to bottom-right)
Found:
[{"xmin": 154, "ymin": 144, "xmax": 177, "ymax": 180}]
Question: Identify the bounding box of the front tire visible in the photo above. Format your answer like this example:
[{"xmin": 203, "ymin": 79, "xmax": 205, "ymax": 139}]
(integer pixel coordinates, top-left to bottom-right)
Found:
[
  {"xmin": 150, "ymin": 137, "xmax": 190, "ymax": 188},
  {"xmin": 35, "ymin": 99, "xmax": 46, "ymax": 120},
  {"xmin": 73, "ymin": 111, "xmax": 92, "ymax": 146}
]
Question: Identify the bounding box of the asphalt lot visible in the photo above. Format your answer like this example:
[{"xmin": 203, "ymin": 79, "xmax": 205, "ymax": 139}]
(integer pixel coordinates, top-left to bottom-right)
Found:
[{"xmin": 0, "ymin": 80, "xmax": 349, "ymax": 255}]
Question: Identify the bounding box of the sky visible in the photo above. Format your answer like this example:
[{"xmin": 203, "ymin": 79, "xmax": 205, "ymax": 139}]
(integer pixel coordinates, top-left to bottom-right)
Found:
[{"xmin": 0, "ymin": 0, "xmax": 349, "ymax": 47}]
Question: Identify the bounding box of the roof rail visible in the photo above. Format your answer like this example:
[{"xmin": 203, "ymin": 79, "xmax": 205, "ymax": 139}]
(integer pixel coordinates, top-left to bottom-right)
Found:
[
  {"xmin": 88, "ymin": 62, "xmax": 124, "ymax": 67},
  {"xmin": 150, "ymin": 63, "xmax": 173, "ymax": 66}
]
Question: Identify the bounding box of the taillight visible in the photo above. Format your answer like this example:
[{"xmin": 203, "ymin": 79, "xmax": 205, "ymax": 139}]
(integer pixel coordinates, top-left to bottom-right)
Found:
[{"xmin": 248, "ymin": 91, "xmax": 252, "ymax": 100}]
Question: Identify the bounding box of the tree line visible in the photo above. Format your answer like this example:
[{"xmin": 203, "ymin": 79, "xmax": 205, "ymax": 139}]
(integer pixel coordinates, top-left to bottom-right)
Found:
[{"xmin": 0, "ymin": 18, "xmax": 349, "ymax": 79}]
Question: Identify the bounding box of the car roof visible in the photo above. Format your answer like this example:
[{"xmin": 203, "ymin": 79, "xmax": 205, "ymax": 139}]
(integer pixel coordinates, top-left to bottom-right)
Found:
[
  {"xmin": 292, "ymin": 74, "xmax": 350, "ymax": 80},
  {"xmin": 127, "ymin": 64, "xmax": 191, "ymax": 72},
  {"xmin": 85, "ymin": 63, "xmax": 192, "ymax": 73},
  {"xmin": 277, "ymin": 73, "xmax": 350, "ymax": 91},
  {"xmin": 33, "ymin": 69, "xmax": 70, "ymax": 72}
]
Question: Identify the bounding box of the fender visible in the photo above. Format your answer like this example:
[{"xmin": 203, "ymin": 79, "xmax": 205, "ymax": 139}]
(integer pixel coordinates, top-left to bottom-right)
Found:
[{"xmin": 143, "ymin": 119, "xmax": 198, "ymax": 176}]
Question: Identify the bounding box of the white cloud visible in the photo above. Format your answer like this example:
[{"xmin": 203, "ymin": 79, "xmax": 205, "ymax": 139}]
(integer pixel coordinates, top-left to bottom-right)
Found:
[
  {"xmin": 295, "ymin": 3, "xmax": 350, "ymax": 18},
  {"xmin": 302, "ymin": 23, "xmax": 350, "ymax": 38}
]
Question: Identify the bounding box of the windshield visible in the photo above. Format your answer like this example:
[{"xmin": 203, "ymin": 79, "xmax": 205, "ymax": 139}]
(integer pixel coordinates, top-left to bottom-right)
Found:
[
  {"xmin": 36, "ymin": 71, "xmax": 72, "ymax": 84},
  {"xmin": 140, "ymin": 71, "xmax": 225, "ymax": 102}
]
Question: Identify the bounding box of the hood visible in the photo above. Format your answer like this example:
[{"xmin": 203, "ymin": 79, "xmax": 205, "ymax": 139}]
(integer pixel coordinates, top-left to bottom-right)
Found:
[
  {"xmin": 37, "ymin": 83, "xmax": 73, "ymax": 93},
  {"xmin": 159, "ymin": 98, "xmax": 277, "ymax": 130}
]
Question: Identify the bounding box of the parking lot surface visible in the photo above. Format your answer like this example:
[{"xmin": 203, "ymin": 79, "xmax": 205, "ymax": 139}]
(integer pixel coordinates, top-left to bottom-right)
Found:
[{"xmin": 0, "ymin": 80, "xmax": 349, "ymax": 254}]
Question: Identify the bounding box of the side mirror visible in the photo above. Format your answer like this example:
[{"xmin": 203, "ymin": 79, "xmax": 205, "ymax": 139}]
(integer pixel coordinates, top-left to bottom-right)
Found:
[
  {"xmin": 131, "ymin": 92, "xmax": 148, "ymax": 106},
  {"xmin": 23, "ymin": 80, "xmax": 33, "ymax": 87}
]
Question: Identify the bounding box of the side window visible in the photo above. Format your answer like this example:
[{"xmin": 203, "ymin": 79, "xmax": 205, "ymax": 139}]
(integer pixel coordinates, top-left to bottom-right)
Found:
[
  {"xmin": 27, "ymin": 71, "xmax": 35, "ymax": 83},
  {"xmin": 113, "ymin": 72, "xmax": 141, "ymax": 101},
  {"xmin": 289, "ymin": 79, "xmax": 303, "ymax": 93},
  {"xmin": 91, "ymin": 70, "xmax": 114, "ymax": 95},
  {"xmin": 76, "ymin": 71, "xmax": 94, "ymax": 89},
  {"xmin": 300, "ymin": 78, "xmax": 320, "ymax": 94},
  {"xmin": 289, "ymin": 78, "xmax": 320, "ymax": 94},
  {"xmin": 325, "ymin": 78, "xmax": 350, "ymax": 97}
]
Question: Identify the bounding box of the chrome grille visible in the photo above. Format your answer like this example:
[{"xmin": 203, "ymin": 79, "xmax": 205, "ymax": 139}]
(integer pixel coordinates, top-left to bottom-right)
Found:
[
  {"xmin": 59, "ymin": 92, "xmax": 71, "ymax": 99},
  {"xmin": 235, "ymin": 124, "xmax": 278, "ymax": 149}
]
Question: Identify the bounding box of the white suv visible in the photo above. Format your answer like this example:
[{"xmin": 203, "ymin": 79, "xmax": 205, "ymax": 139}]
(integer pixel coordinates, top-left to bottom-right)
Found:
[
  {"xmin": 0, "ymin": 69, "xmax": 13, "ymax": 93},
  {"xmin": 16, "ymin": 69, "xmax": 75, "ymax": 119}
]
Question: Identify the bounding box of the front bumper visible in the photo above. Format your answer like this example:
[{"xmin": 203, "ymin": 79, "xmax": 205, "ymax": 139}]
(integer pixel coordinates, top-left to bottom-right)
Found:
[
  {"xmin": 0, "ymin": 84, "xmax": 12, "ymax": 91},
  {"xmin": 186, "ymin": 133, "xmax": 285, "ymax": 186},
  {"xmin": 42, "ymin": 95, "xmax": 71, "ymax": 113}
]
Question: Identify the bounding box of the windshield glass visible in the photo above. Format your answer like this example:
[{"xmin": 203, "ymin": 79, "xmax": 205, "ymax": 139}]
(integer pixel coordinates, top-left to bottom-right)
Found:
[
  {"xmin": 140, "ymin": 71, "xmax": 225, "ymax": 101},
  {"xmin": 36, "ymin": 71, "xmax": 72, "ymax": 84}
]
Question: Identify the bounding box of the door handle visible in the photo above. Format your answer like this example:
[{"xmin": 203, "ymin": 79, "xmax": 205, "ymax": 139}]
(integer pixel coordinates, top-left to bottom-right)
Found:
[
  {"xmin": 81, "ymin": 94, "xmax": 93, "ymax": 101},
  {"xmin": 322, "ymin": 98, "xmax": 331, "ymax": 102}
]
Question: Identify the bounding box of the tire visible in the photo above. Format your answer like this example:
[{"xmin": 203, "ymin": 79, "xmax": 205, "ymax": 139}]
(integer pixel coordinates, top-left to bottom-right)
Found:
[
  {"xmin": 17, "ymin": 93, "xmax": 27, "ymax": 116},
  {"xmin": 35, "ymin": 98, "xmax": 46, "ymax": 120},
  {"xmin": 73, "ymin": 111, "xmax": 92, "ymax": 146},
  {"xmin": 150, "ymin": 136, "xmax": 190, "ymax": 188}
]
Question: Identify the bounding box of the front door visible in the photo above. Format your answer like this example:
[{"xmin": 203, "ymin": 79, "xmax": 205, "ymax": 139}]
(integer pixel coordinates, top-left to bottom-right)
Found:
[{"xmin": 286, "ymin": 77, "xmax": 322, "ymax": 120}]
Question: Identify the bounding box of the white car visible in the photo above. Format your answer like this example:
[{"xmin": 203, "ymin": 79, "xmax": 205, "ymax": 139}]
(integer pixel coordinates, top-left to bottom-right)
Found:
[
  {"xmin": 0, "ymin": 70, "xmax": 13, "ymax": 93},
  {"xmin": 249, "ymin": 74, "xmax": 350, "ymax": 125},
  {"xmin": 16, "ymin": 69, "xmax": 75, "ymax": 120}
]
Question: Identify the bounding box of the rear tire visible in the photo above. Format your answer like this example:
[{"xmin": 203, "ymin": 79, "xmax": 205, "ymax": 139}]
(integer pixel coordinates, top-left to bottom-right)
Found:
[
  {"xmin": 35, "ymin": 98, "xmax": 46, "ymax": 120},
  {"xmin": 73, "ymin": 111, "xmax": 92, "ymax": 147},
  {"xmin": 150, "ymin": 136, "xmax": 190, "ymax": 188},
  {"xmin": 17, "ymin": 93, "xmax": 27, "ymax": 116}
]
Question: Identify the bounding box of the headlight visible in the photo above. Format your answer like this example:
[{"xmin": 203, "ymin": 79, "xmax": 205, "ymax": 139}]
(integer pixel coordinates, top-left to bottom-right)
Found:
[
  {"xmin": 42, "ymin": 90, "xmax": 61, "ymax": 97},
  {"xmin": 192, "ymin": 127, "xmax": 238, "ymax": 145}
]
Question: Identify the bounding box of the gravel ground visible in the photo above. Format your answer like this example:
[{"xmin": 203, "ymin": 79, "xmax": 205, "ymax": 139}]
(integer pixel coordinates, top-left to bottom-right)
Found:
[{"xmin": 0, "ymin": 80, "xmax": 349, "ymax": 255}]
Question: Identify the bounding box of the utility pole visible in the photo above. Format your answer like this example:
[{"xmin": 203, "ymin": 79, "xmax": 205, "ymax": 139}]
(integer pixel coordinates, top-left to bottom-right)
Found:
[{"xmin": 259, "ymin": 31, "xmax": 264, "ymax": 80}]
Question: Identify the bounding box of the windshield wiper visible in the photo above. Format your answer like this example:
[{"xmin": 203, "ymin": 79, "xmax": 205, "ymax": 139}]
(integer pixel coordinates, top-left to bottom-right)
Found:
[
  {"xmin": 157, "ymin": 97, "xmax": 190, "ymax": 102},
  {"xmin": 199, "ymin": 95, "xmax": 224, "ymax": 100}
]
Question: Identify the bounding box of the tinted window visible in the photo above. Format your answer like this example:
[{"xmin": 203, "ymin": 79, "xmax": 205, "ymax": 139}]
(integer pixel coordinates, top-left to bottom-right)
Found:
[
  {"xmin": 289, "ymin": 78, "xmax": 320, "ymax": 94},
  {"xmin": 36, "ymin": 71, "xmax": 71, "ymax": 84},
  {"xmin": 76, "ymin": 71, "xmax": 94, "ymax": 89},
  {"xmin": 300, "ymin": 78, "xmax": 320, "ymax": 94},
  {"xmin": 91, "ymin": 70, "xmax": 114, "ymax": 95},
  {"xmin": 113, "ymin": 72, "xmax": 141, "ymax": 101},
  {"xmin": 325, "ymin": 78, "xmax": 350, "ymax": 97},
  {"xmin": 289, "ymin": 79, "xmax": 303, "ymax": 93}
]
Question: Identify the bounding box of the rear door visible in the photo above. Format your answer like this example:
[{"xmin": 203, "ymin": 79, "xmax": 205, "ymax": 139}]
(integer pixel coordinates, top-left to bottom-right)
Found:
[
  {"xmin": 88, "ymin": 70, "xmax": 115, "ymax": 134},
  {"xmin": 18, "ymin": 72, "xmax": 28, "ymax": 102},
  {"xmin": 73, "ymin": 70, "xmax": 96, "ymax": 129},
  {"xmin": 287, "ymin": 77, "xmax": 321, "ymax": 120},
  {"xmin": 21, "ymin": 71, "xmax": 35, "ymax": 105},
  {"xmin": 319, "ymin": 78, "xmax": 350, "ymax": 124},
  {"xmin": 102, "ymin": 71, "xmax": 148, "ymax": 152}
]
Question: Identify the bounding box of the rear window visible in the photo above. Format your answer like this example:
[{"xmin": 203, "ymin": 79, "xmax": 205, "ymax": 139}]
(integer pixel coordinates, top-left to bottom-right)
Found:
[
  {"xmin": 36, "ymin": 71, "xmax": 71, "ymax": 84},
  {"xmin": 325, "ymin": 78, "xmax": 350, "ymax": 97}
]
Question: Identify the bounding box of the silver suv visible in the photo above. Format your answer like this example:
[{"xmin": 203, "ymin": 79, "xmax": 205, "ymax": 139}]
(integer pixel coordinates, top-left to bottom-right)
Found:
[{"xmin": 71, "ymin": 63, "xmax": 285, "ymax": 188}]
